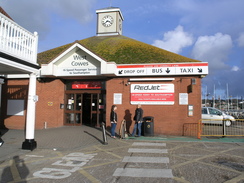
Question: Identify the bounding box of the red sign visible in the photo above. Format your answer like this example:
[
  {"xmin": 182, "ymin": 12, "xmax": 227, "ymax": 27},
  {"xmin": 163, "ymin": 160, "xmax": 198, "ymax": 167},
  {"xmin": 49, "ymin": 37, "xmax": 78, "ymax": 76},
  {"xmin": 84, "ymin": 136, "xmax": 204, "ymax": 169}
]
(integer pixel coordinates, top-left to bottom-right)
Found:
[{"xmin": 72, "ymin": 81, "xmax": 101, "ymax": 89}]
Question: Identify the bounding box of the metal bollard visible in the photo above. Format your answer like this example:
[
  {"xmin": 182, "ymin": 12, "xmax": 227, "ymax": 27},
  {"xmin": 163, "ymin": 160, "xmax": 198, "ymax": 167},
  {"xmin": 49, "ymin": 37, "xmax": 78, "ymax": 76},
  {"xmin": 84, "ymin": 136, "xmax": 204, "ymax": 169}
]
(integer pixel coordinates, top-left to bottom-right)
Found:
[{"xmin": 101, "ymin": 122, "xmax": 108, "ymax": 145}]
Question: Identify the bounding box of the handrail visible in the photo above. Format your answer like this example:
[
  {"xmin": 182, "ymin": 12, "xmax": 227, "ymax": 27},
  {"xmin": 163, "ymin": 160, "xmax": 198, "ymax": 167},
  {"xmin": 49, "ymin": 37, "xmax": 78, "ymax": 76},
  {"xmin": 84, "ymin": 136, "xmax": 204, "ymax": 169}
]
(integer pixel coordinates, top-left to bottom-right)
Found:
[{"xmin": 0, "ymin": 12, "xmax": 38, "ymax": 64}]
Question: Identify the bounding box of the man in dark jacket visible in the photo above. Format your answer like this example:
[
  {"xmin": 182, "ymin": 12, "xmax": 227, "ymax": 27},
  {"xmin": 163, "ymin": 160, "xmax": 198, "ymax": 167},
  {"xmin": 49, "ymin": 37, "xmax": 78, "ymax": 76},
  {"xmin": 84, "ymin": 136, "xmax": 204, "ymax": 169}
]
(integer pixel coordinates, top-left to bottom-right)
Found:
[{"xmin": 131, "ymin": 104, "xmax": 143, "ymax": 137}]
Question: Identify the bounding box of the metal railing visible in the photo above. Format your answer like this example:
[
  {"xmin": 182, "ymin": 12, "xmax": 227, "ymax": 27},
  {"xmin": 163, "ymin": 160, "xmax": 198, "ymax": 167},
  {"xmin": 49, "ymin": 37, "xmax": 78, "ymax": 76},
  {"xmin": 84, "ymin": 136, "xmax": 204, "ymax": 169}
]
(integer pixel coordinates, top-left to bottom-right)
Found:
[
  {"xmin": 0, "ymin": 12, "xmax": 38, "ymax": 64},
  {"xmin": 183, "ymin": 120, "xmax": 244, "ymax": 139},
  {"xmin": 199, "ymin": 119, "xmax": 244, "ymax": 138}
]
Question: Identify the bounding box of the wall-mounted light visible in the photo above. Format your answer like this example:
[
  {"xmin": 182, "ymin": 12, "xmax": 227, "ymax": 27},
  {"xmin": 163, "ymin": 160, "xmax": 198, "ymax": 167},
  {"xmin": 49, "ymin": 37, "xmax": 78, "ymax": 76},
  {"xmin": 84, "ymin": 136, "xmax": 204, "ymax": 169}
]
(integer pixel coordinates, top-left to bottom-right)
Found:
[
  {"xmin": 191, "ymin": 78, "xmax": 196, "ymax": 85},
  {"xmin": 125, "ymin": 82, "xmax": 130, "ymax": 86}
]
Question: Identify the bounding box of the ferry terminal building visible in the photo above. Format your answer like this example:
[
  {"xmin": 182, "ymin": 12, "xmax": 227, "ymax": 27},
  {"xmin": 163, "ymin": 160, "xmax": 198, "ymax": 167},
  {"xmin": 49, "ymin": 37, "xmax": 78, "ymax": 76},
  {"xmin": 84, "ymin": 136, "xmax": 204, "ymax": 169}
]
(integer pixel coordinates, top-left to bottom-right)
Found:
[{"xmin": 1, "ymin": 7, "xmax": 208, "ymax": 137}]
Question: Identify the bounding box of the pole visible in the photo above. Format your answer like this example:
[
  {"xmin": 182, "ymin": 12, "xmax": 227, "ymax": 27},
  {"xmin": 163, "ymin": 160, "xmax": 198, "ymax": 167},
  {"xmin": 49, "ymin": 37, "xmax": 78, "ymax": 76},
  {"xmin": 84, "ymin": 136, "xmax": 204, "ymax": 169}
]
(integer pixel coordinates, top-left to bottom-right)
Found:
[
  {"xmin": 226, "ymin": 83, "xmax": 229, "ymax": 111},
  {"xmin": 213, "ymin": 84, "xmax": 215, "ymax": 108},
  {"xmin": 222, "ymin": 120, "xmax": 226, "ymax": 137},
  {"xmin": 205, "ymin": 86, "xmax": 207, "ymax": 106},
  {"xmin": 237, "ymin": 96, "xmax": 238, "ymax": 110},
  {"xmin": 22, "ymin": 73, "xmax": 38, "ymax": 150}
]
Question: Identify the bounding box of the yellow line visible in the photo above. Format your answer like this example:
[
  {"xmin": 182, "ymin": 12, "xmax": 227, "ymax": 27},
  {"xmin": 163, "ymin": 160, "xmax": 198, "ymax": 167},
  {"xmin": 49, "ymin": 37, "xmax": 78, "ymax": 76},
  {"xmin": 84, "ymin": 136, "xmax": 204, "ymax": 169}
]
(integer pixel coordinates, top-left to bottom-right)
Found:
[
  {"xmin": 9, "ymin": 159, "xmax": 21, "ymax": 182},
  {"xmin": 79, "ymin": 169, "xmax": 101, "ymax": 183},
  {"xmin": 224, "ymin": 173, "xmax": 244, "ymax": 183},
  {"xmin": 94, "ymin": 146, "xmax": 122, "ymax": 159},
  {"xmin": 82, "ymin": 160, "xmax": 121, "ymax": 169},
  {"xmin": 55, "ymin": 151, "xmax": 64, "ymax": 157}
]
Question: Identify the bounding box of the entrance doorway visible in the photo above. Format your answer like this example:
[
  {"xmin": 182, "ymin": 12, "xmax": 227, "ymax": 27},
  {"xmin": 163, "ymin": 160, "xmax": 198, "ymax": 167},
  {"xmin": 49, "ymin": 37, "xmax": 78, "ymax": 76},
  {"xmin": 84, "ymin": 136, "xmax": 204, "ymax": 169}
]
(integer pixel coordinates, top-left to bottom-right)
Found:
[{"xmin": 64, "ymin": 91, "xmax": 104, "ymax": 126}]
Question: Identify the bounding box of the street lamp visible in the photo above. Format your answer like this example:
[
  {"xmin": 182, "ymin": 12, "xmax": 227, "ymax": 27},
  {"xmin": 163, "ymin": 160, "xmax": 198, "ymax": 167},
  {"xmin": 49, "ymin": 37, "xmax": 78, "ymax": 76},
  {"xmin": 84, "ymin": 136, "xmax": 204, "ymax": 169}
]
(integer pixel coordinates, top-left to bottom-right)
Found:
[{"xmin": 206, "ymin": 93, "xmax": 210, "ymax": 107}]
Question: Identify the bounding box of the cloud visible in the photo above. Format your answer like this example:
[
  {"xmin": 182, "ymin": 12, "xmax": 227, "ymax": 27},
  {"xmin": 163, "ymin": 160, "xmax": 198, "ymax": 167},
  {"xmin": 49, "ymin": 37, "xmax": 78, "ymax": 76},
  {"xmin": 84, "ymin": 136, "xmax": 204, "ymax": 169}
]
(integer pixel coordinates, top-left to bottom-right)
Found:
[
  {"xmin": 231, "ymin": 66, "xmax": 240, "ymax": 71},
  {"xmin": 191, "ymin": 33, "xmax": 233, "ymax": 70},
  {"xmin": 237, "ymin": 32, "xmax": 244, "ymax": 47},
  {"xmin": 152, "ymin": 25, "xmax": 193, "ymax": 54}
]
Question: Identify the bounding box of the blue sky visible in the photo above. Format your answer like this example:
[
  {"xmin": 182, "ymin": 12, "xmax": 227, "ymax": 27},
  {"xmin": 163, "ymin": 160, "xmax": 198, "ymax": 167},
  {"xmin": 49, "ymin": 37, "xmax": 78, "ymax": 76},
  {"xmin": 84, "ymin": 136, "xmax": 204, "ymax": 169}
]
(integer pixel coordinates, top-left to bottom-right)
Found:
[{"xmin": 1, "ymin": 0, "xmax": 244, "ymax": 99}]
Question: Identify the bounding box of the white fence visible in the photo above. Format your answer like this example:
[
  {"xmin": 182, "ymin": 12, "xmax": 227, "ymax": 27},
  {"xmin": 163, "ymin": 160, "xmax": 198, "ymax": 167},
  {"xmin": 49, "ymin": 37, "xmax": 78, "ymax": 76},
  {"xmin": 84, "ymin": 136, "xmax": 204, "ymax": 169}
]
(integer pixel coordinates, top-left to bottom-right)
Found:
[{"xmin": 0, "ymin": 12, "xmax": 38, "ymax": 64}]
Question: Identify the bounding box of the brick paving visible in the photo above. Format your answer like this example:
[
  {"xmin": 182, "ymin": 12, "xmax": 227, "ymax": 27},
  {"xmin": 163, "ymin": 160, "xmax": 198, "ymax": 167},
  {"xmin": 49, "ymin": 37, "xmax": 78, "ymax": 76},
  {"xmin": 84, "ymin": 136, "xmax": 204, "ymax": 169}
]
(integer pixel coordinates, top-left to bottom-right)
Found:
[{"xmin": 0, "ymin": 126, "xmax": 243, "ymax": 183}]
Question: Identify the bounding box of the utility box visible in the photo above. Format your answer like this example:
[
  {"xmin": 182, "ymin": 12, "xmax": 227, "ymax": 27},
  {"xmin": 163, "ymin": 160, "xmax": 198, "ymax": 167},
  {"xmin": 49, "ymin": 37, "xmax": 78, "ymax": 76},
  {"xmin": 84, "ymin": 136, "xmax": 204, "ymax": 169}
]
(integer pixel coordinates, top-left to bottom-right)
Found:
[{"xmin": 143, "ymin": 116, "xmax": 154, "ymax": 136}]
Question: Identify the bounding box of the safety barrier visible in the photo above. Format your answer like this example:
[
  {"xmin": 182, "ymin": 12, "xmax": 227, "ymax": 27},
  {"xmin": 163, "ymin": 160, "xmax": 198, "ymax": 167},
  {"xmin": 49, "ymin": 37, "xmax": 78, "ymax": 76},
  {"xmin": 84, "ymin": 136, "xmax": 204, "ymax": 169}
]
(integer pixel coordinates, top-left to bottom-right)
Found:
[
  {"xmin": 198, "ymin": 119, "xmax": 244, "ymax": 139},
  {"xmin": 183, "ymin": 120, "xmax": 244, "ymax": 139}
]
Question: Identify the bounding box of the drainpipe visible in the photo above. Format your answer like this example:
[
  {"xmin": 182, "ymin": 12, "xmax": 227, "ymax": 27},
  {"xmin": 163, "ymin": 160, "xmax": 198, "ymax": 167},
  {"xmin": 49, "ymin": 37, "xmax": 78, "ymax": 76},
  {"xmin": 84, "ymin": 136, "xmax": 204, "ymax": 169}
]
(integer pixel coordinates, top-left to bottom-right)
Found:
[{"xmin": 22, "ymin": 73, "xmax": 38, "ymax": 150}]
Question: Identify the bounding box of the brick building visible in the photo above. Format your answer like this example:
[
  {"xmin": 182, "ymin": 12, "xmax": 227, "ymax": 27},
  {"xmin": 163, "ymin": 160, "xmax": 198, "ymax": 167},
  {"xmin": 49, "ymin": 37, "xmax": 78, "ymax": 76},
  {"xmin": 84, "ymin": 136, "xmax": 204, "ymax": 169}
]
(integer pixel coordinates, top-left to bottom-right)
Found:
[{"xmin": 1, "ymin": 7, "xmax": 208, "ymax": 136}]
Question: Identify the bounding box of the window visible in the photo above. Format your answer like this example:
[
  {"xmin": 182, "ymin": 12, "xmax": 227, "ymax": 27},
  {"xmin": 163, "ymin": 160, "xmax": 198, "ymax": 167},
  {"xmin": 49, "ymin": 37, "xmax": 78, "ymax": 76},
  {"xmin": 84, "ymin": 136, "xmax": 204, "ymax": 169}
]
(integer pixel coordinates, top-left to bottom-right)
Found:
[{"xmin": 202, "ymin": 108, "xmax": 208, "ymax": 114}]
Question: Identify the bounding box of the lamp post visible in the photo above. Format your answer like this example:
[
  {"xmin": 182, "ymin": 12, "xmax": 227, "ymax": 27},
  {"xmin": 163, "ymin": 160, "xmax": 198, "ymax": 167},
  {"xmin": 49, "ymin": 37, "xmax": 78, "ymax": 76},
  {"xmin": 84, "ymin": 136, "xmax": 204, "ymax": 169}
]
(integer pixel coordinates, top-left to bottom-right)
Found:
[{"xmin": 206, "ymin": 93, "xmax": 210, "ymax": 107}]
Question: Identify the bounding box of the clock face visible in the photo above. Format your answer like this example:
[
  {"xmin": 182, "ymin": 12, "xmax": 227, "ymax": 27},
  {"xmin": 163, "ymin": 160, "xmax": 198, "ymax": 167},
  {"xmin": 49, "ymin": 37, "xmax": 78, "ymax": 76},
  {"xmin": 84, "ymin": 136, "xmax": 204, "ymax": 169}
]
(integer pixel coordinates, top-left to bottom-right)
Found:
[{"xmin": 102, "ymin": 15, "xmax": 114, "ymax": 27}]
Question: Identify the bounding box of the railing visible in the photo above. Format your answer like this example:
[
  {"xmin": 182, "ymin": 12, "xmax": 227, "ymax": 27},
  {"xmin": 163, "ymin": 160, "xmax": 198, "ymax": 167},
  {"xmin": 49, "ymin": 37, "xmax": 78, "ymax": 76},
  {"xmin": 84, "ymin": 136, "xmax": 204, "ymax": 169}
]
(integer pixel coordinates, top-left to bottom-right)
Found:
[
  {"xmin": 183, "ymin": 120, "xmax": 244, "ymax": 138},
  {"xmin": 199, "ymin": 119, "xmax": 244, "ymax": 138},
  {"xmin": 0, "ymin": 12, "xmax": 38, "ymax": 64}
]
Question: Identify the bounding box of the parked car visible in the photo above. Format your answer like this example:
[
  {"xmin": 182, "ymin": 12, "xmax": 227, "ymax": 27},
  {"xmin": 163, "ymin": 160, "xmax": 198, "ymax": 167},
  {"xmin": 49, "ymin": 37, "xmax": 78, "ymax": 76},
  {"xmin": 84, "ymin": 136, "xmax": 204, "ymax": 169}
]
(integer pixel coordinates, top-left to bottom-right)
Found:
[{"xmin": 202, "ymin": 107, "xmax": 235, "ymax": 126}]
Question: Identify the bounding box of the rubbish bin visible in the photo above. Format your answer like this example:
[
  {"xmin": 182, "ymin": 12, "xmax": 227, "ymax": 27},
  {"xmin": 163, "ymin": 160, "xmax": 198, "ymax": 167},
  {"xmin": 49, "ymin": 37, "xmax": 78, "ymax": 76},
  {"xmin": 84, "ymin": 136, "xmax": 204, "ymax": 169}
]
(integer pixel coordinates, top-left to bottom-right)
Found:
[{"xmin": 143, "ymin": 116, "xmax": 154, "ymax": 136}]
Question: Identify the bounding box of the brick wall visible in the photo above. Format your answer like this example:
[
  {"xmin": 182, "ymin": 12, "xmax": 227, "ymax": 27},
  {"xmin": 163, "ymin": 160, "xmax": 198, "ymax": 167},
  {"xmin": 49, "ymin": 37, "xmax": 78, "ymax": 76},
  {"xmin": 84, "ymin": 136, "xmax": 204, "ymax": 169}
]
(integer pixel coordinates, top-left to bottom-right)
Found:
[
  {"xmin": 105, "ymin": 76, "xmax": 201, "ymax": 136},
  {"xmin": 36, "ymin": 79, "xmax": 65, "ymax": 129},
  {"xmin": 2, "ymin": 78, "xmax": 65, "ymax": 130},
  {"xmin": 2, "ymin": 76, "xmax": 202, "ymax": 136},
  {"xmin": 2, "ymin": 79, "xmax": 28, "ymax": 129}
]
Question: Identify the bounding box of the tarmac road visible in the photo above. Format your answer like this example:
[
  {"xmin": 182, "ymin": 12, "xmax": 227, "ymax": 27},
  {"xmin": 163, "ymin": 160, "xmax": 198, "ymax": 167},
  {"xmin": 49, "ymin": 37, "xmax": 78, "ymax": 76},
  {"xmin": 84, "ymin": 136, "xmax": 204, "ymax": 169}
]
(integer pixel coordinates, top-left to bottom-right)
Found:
[{"xmin": 0, "ymin": 126, "xmax": 243, "ymax": 183}]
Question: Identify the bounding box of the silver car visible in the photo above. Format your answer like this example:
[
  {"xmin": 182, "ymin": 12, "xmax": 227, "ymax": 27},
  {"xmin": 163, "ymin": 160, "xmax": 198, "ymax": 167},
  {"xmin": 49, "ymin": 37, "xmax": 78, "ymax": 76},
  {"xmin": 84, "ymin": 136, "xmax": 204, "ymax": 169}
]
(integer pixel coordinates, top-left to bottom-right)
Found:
[{"xmin": 201, "ymin": 107, "xmax": 235, "ymax": 126}]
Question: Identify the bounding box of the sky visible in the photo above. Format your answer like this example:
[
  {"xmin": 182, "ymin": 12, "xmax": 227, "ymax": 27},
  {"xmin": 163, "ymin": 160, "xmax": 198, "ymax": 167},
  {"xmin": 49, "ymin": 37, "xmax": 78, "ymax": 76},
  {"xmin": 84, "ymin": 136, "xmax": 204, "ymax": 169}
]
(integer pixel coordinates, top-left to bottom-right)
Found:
[{"xmin": 1, "ymin": 0, "xmax": 244, "ymax": 99}]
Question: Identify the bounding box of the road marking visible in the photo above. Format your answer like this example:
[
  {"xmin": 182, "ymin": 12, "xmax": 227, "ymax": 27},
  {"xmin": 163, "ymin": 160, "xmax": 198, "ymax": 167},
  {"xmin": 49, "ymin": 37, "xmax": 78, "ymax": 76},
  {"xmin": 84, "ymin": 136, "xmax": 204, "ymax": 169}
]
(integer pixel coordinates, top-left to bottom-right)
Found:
[
  {"xmin": 132, "ymin": 142, "xmax": 166, "ymax": 146},
  {"xmin": 33, "ymin": 153, "xmax": 97, "ymax": 179},
  {"xmin": 113, "ymin": 168, "xmax": 173, "ymax": 178},
  {"xmin": 94, "ymin": 146, "xmax": 122, "ymax": 159},
  {"xmin": 79, "ymin": 169, "xmax": 101, "ymax": 183},
  {"xmin": 9, "ymin": 159, "xmax": 21, "ymax": 181},
  {"xmin": 26, "ymin": 155, "xmax": 44, "ymax": 158},
  {"xmin": 128, "ymin": 148, "xmax": 168, "ymax": 153},
  {"xmin": 122, "ymin": 156, "xmax": 169, "ymax": 163}
]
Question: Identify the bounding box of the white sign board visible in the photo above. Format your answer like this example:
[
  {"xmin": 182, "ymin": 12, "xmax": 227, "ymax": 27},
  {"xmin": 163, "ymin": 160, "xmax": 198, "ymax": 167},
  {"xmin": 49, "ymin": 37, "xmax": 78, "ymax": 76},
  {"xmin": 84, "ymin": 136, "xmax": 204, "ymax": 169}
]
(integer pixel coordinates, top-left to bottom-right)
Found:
[
  {"xmin": 179, "ymin": 93, "xmax": 188, "ymax": 105},
  {"xmin": 113, "ymin": 93, "xmax": 122, "ymax": 104},
  {"xmin": 117, "ymin": 63, "xmax": 208, "ymax": 76},
  {"xmin": 55, "ymin": 53, "xmax": 99, "ymax": 76},
  {"xmin": 130, "ymin": 84, "xmax": 174, "ymax": 105}
]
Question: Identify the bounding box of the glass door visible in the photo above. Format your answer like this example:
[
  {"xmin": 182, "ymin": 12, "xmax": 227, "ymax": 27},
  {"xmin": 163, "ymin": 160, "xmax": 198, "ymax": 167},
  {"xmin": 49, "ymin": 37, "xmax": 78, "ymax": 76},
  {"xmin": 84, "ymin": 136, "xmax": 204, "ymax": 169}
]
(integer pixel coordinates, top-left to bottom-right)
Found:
[
  {"xmin": 64, "ymin": 92, "xmax": 103, "ymax": 126},
  {"xmin": 65, "ymin": 94, "xmax": 82, "ymax": 125}
]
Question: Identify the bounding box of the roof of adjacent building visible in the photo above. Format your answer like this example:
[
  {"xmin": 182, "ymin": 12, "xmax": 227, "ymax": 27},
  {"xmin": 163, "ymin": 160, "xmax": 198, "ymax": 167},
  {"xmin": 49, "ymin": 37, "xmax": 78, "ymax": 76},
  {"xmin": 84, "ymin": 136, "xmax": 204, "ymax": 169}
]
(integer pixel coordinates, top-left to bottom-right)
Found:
[
  {"xmin": 0, "ymin": 6, "xmax": 13, "ymax": 20},
  {"xmin": 37, "ymin": 35, "xmax": 200, "ymax": 65}
]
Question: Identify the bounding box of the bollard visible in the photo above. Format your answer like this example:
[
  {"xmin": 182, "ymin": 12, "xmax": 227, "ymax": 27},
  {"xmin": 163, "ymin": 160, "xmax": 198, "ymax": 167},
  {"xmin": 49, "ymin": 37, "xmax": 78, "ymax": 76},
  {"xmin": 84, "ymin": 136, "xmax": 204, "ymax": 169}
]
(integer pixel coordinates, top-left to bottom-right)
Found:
[{"xmin": 101, "ymin": 122, "xmax": 108, "ymax": 145}]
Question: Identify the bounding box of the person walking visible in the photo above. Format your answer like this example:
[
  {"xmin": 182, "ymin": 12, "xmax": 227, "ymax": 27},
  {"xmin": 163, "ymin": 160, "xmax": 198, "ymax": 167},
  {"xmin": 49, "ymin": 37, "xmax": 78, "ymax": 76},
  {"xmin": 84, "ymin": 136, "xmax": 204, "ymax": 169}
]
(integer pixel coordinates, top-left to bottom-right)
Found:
[
  {"xmin": 110, "ymin": 105, "xmax": 118, "ymax": 138},
  {"xmin": 131, "ymin": 104, "xmax": 143, "ymax": 137}
]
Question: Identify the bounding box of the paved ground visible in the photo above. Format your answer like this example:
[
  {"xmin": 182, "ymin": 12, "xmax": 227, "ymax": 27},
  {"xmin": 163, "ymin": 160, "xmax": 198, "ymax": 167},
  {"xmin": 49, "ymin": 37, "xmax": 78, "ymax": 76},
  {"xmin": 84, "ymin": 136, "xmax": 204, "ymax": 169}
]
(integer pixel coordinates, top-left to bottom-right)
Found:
[{"xmin": 0, "ymin": 126, "xmax": 243, "ymax": 183}]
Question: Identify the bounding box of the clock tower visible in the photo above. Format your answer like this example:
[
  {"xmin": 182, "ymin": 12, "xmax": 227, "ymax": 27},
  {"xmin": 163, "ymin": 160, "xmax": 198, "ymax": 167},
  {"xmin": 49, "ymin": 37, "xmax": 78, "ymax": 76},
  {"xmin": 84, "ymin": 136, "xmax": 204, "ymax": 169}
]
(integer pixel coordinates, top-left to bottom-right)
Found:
[{"xmin": 96, "ymin": 7, "xmax": 124, "ymax": 36}]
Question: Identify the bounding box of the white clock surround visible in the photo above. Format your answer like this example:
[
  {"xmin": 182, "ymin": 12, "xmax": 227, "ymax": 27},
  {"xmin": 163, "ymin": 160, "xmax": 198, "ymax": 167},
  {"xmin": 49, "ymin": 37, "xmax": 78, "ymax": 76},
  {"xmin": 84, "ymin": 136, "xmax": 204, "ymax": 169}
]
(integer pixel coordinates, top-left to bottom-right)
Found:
[{"xmin": 96, "ymin": 7, "xmax": 124, "ymax": 36}]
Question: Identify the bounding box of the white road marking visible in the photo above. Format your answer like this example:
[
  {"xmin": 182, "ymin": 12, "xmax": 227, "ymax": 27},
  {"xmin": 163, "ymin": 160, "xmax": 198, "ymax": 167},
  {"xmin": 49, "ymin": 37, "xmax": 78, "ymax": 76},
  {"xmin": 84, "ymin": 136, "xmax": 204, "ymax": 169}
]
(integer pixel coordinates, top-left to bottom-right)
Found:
[
  {"xmin": 113, "ymin": 168, "xmax": 173, "ymax": 178},
  {"xmin": 26, "ymin": 155, "xmax": 44, "ymax": 158},
  {"xmin": 132, "ymin": 142, "xmax": 166, "ymax": 146},
  {"xmin": 128, "ymin": 148, "xmax": 168, "ymax": 153},
  {"xmin": 122, "ymin": 156, "xmax": 169, "ymax": 163}
]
